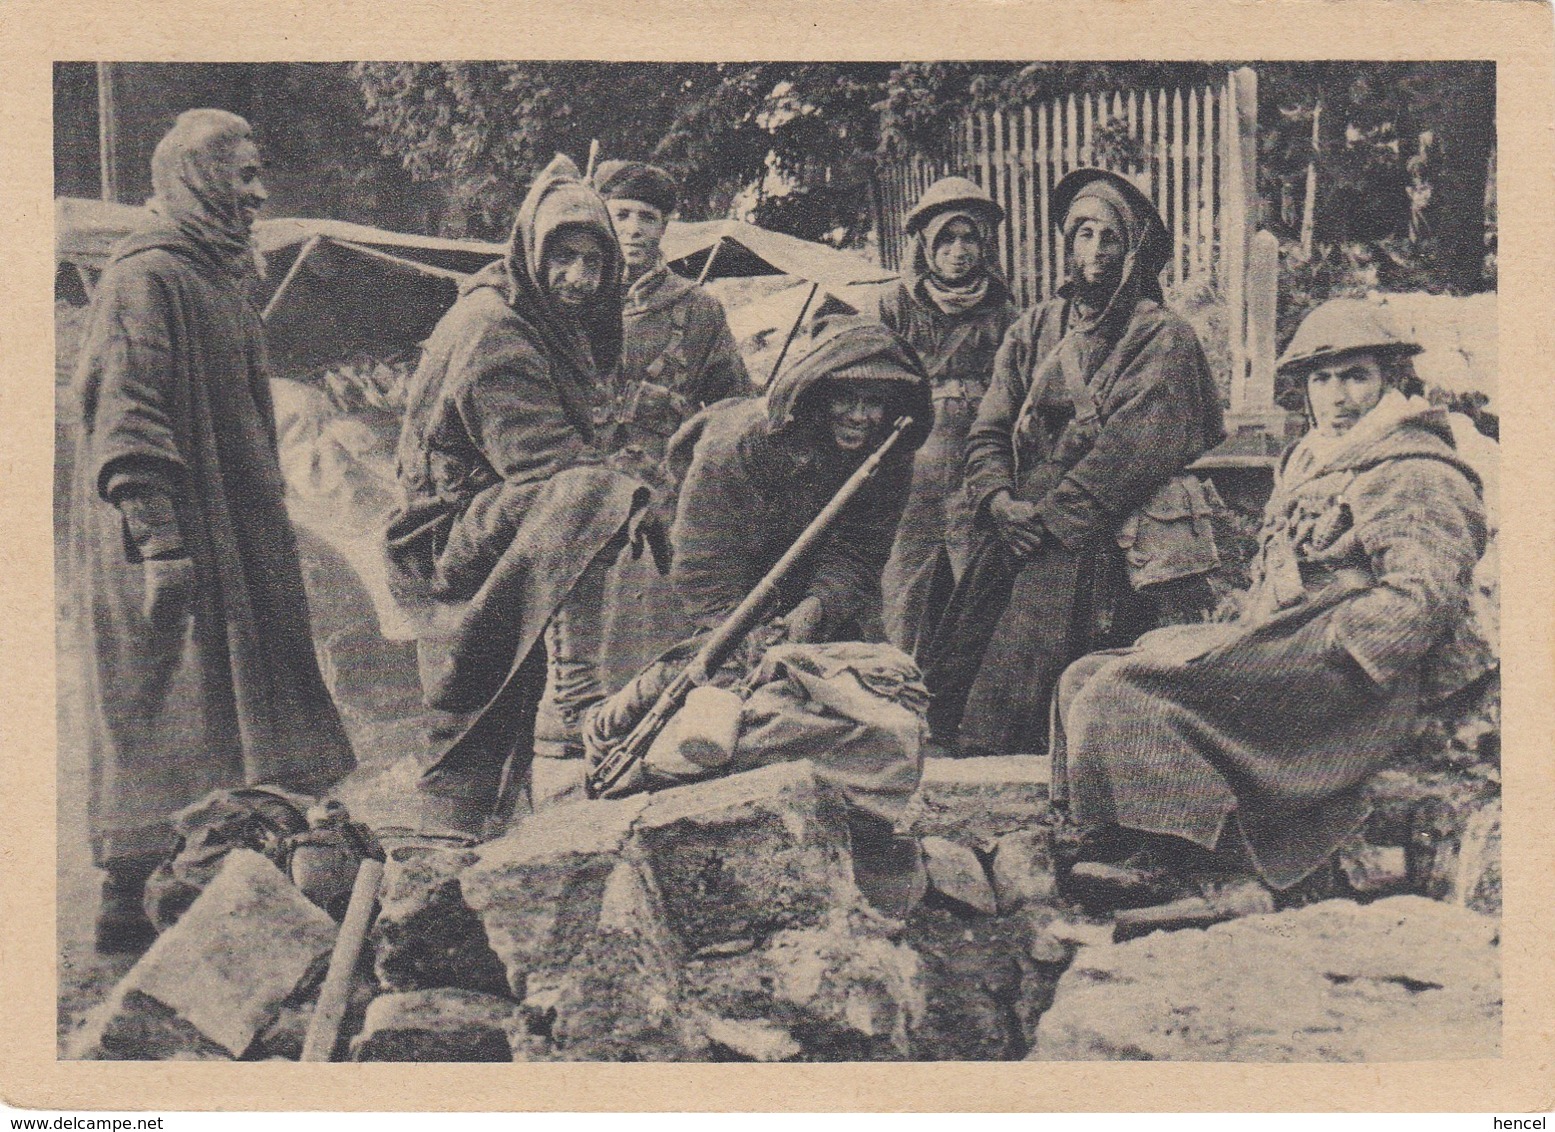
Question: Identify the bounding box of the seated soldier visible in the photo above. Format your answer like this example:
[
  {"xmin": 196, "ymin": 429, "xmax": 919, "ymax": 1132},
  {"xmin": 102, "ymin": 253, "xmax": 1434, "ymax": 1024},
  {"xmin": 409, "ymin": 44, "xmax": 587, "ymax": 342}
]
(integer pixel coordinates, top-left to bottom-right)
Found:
[
  {"xmin": 1051, "ymin": 300, "xmax": 1488, "ymax": 911},
  {"xmin": 668, "ymin": 316, "xmax": 932, "ymax": 648},
  {"xmin": 584, "ymin": 317, "xmax": 934, "ymax": 908}
]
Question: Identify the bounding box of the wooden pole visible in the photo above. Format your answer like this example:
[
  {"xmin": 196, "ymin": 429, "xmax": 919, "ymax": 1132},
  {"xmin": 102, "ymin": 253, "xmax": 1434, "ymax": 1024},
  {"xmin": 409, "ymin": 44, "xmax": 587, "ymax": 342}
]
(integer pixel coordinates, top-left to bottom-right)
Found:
[
  {"xmin": 260, "ymin": 236, "xmax": 323, "ymax": 323},
  {"xmin": 1188, "ymin": 86, "xmax": 1202, "ymax": 280},
  {"xmin": 1022, "ymin": 104, "xmax": 1037, "ymax": 306},
  {"xmin": 765, "ymin": 282, "xmax": 819, "ymax": 388},
  {"xmin": 299, "ymin": 856, "xmax": 385, "ymax": 1062},
  {"xmin": 1223, "ymin": 72, "xmax": 1248, "ymax": 413},
  {"xmin": 1037, "ymin": 100, "xmax": 1051, "ymax": 299},
  {"xmin": 96, "ymin": 62, "xmax": 119, "ymax": 204},
  {"xmin": 695, "ymin": 237, "xmax": 724, "ymax": 285},
  {"xmin": 1301, "ymin": 101, "xmax": 1321, "ymax": 260},
  {"xmin": 1247, "ymin": 229, "xmax": 1280, "ymax": 413}
]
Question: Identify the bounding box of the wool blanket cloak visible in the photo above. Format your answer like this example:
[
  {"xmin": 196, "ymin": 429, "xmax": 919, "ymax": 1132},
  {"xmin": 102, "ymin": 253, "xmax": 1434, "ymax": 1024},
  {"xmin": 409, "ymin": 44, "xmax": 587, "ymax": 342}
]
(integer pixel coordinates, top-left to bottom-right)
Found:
[
  {"xmin": 876, "ymin": 261, "xmax": 1016, "ymax": 654},
  {"xmin": 71, "ymin": 218, "xmax": 355, "ymax": 865},
  {"xmin": 388, "ymin": 156, "xmax": 649, "ymax": 774},
  {"xmin": 1053, "ymin": 393, "xmax": 1486, "ymax": 889},
  {"xmin": 918, "ymin": 293, "xmax": 1223, "ymax": 755},
  {"xmin": 667, "ymin": 320, "xmax": 931, "ymax": 642}
]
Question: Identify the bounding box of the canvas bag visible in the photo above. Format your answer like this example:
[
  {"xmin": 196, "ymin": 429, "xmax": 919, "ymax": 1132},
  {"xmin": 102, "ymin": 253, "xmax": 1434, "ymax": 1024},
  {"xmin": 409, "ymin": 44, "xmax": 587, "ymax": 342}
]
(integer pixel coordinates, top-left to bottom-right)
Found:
[
  {"xmin": 585, "ymin": 640, "xmax": 927, "ymax": 824},
  {"xmin": 1056, "ymin": 336, "xmax": 1221, "ymax": 590}
]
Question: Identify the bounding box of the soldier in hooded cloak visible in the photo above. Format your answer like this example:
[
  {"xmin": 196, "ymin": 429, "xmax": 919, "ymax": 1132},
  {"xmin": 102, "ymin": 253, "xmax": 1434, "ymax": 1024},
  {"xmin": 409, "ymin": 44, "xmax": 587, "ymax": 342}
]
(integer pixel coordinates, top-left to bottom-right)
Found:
[
  {"xmin": 1053, "ymin": 301, "xmax": 1488, "ymax": 906},
  {"xmin": 70, "ymin": 110, "xmax": 355, "ymax": 950},
  {"xmin": 877, "ymin": 177, "xmax": 1018, "ymax": 654}
]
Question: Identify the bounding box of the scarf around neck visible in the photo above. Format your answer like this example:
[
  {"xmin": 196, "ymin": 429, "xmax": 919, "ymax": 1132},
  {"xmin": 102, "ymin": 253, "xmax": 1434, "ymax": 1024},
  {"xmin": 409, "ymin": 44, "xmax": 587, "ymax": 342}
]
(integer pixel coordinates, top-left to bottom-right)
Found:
[
  {"xmin": 921, "ymin": 272, "xmax": 990, "ymax": 316},
  {"xmin": 146, "ymin": 109, "xmax": 258, "ymax": 277}
]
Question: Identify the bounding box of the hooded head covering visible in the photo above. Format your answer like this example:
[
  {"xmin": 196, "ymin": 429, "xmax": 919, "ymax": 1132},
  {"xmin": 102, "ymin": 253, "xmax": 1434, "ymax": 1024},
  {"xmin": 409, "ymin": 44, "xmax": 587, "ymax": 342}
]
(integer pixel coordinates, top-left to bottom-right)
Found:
[
  {"xmin": 503, "ymin": 154, "xmax": 624, "ymax": 373},
  {"xmin": 146, "ymin": 108, "xmax": 260, "ymax": 276},
  {"xmin": 905, "ymin": 177, "xmax": 1008, "ymax": 312},
  {"xmin": 1053, "ymin": 168, "xmax": 1170, "ymax": 328},
  {"xmin": 592, "ymin": 160, "xmax": 678, "ymax": 216},
  {"xmin": 765, "ymin": 316, "xmax": 933, "ymax": 455}
]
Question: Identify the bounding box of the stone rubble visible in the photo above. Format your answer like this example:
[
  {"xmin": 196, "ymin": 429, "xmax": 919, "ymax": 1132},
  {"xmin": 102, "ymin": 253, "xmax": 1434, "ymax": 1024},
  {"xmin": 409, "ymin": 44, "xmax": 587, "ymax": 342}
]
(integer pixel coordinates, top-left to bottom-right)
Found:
[{"xmin": 68, "ymin": 749, "xmax": 1501, "ymax": 1063}]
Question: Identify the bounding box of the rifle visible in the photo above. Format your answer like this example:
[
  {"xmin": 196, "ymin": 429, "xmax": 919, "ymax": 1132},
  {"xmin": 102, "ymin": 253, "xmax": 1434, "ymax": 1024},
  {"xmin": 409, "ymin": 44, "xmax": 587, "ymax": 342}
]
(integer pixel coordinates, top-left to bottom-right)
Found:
[{"xmin": 586, "ymin": 415, "xmax": 915, "ymax": 799}]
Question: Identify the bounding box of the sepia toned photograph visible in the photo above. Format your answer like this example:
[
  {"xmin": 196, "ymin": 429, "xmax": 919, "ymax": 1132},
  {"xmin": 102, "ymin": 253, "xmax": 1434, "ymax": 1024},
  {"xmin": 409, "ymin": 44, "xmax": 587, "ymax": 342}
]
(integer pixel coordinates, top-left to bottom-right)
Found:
[{"xmin": 49, "ymin": 55, "xmax": 1505, "ymax": 1072}]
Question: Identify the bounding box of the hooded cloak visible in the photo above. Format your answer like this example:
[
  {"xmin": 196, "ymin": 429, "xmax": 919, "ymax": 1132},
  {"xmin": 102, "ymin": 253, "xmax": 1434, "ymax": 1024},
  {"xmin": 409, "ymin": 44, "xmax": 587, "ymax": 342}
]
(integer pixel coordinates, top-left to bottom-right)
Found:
[
  {"xmin": 918, "ymin": 169, "xmax": 1223, "ymax": 756},
  {"xmin": 387, "ymin": 155, "xmax": 648, "ymax": 784},
  {"xmin": 146, "ymin": 108, "xmax": 258, "ymax": 277},
  {"xmin": 1053, "ymin": 393, "xmax": 1486, "ymax": 889},
  {"xmin": 666, "ymin": 318, "xmax": 930, "ymax": 640},
  {"xmin": 70, "ymin": 112, "xmax": 354, "ymax": 864},
  {"xmin": 877, "ymin": 180, "xmax": 1017, "ymax": 654}
]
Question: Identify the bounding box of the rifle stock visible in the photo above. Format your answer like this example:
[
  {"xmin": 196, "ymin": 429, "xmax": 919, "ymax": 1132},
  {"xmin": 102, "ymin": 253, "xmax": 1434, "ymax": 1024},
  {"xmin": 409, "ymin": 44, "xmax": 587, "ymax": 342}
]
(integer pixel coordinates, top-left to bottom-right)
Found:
[{"xmin": 586, "ymin": 415, "xmax": 914, "ymax": 798}]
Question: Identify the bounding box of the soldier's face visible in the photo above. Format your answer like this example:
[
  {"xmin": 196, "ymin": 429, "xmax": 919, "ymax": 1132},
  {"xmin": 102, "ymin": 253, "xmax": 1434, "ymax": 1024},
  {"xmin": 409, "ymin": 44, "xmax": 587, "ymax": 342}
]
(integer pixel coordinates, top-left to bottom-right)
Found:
[
  {"xmin": 931, "ymin": 219, "xmax": 983, "ymax": 284},
  {"xmin": 228, "ymin": 139, "xmax": 268, "ymax": 232},
  {"xmin": 607, "ymin": 200, "xmax": 668, "ymax": 271},
  {"xmin": 827, "ymin": 386, "xmax": 889, "ymax": 453},
  {"xmin": 1070, "ymin": 218, "xmax": 1125, "ymax": 291},
  {"xmin": 544, "ymin": 228, "xmax": 608, "ymax": 309},
  {"xmin": 1306, "ymin": 353, "xmax": 1386, "ymax": 435}
]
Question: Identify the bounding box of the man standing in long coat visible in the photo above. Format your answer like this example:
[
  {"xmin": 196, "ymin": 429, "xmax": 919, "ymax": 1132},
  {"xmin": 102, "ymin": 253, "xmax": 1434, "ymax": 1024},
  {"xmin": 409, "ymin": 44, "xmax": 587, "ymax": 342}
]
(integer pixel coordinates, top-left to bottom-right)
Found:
[
  {"xmin": 70, "ymin": 110, "xmax": 355, "ymax": 951},
  {"xmin": 918, "ymin": 168, "xmax": 1224, "ymax": 757},
  {"xmin": 877, "ymin": 177, "xmax": 1018, "ymax": 654},
  {"xmin": 388, "ymin": 155, "xmax": 654, "ymax": 835}
]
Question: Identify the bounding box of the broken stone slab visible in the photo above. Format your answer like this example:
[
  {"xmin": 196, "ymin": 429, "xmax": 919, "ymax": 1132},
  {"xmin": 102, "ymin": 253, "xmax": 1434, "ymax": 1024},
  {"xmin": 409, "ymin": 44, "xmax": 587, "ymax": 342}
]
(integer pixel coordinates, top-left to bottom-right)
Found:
[
  {"xmin": 634, "ymin": 760, "xmax": 861, "ymax": 954},
  {"xmin": 1406, "ymin": 792, "xmax": 1503, "ymax": 905},
  {"xmin": 70, "ymin": 849, "xmax": 338, "ymax": 1059},
  {"xmin": 902, "ymin": 903, "xmax": 1068, "ymax": 1061},
  {"xmin": 901, "ymin": 756, "xmax": 1053, "ymax": 846},
  {"xmin": 684, "ymin": 925, "xmax": 923, "ymax": 1061},
  {"xmin": 1111, "ymin": 879, "xmax": 1276, "ymax": 944},
  {"xmin": 1032, "ymin": 896, "xmax": 1500, "ymax": 1061},
  {"xmin": 989, "ymin": 826, "xmax": 1058, "ymax": 913},
  {"xmin": 1364, "ymin": 766, "xmax": 1498, "ymax": 847},
  {"xmin": 350, "ymin": 989, "xmax": 528, "ymax": 1062},
  {"xmin": 371, "ymin": 843, "xmax": 509, "ymax": 997},
  {"xmin": 920, "ymin": 836, "xmax": 996, "ymax": 916},
  {"xmin": 1337, "ymin": 842, "xmax": 1410, "ymax": 898},
  {"xmin": 1446, "ymin": 799, "xmax": 1501, "ymax": 917},
  {"xmin": 462, "ymin": 794, "xmax": 649, "ymax": 997}
]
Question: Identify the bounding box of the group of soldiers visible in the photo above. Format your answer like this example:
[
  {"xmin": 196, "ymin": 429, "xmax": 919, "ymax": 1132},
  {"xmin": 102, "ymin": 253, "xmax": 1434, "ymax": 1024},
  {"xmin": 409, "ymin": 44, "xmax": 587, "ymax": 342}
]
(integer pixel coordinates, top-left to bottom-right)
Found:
[{"xmin": 71, "ymin": 108, "xmax": 1488, "ymax": 952}]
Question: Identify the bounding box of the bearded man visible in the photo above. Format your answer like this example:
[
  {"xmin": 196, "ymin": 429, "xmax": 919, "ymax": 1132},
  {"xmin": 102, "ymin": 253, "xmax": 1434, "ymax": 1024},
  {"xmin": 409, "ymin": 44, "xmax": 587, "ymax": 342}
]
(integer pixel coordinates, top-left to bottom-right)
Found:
[
  {"xmin": 70, "ymin": 110, "xmax": 355, "ymax": 951},
  {"xmin": 388, "ymin": 155, "xmax": 655, "ymax": 834}
]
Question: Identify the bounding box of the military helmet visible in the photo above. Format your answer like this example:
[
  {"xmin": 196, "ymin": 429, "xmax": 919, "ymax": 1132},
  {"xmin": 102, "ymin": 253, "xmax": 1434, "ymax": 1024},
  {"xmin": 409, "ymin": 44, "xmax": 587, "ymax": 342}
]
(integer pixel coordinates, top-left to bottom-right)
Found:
[
  {"xmin": 905, "ymin": 176, "xmax": 1004, "ymax": 235},
  {"xmin": 1276, "ymin": 299, "xmax": 1423, "ymax": 375}
]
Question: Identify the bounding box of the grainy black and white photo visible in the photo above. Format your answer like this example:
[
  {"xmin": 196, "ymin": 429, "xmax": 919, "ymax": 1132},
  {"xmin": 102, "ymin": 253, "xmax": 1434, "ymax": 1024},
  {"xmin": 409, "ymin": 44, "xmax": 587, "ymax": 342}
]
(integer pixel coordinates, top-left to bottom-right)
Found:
[{"xmin": 52, "ymin": 59, "xmax": 1501, "ymax": 1065}]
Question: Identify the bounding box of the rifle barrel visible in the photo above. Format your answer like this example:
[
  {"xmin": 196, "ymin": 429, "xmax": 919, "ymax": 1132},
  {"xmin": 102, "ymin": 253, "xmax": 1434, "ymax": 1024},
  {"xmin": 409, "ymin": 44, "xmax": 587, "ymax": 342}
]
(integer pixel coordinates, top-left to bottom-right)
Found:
[{"xmin": 588, "ymin": 416, "xmax": 913, "ymax": 797}]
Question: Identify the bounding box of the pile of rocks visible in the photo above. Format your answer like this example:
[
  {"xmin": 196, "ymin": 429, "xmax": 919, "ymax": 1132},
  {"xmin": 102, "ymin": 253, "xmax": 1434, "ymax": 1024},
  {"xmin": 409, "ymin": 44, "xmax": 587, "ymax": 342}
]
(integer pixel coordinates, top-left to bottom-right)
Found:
[{"xmin": 67, "ymin": 753, "xmax": 1501, "ymax": 1063}]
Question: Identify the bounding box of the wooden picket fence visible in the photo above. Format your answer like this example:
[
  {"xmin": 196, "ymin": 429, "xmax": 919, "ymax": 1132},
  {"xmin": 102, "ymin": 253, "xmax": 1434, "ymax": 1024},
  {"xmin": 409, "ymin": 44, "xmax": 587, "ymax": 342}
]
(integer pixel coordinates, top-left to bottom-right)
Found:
[{"xmin": 877, "ymin": 68, "xmax": 1282, "ymax": 423}]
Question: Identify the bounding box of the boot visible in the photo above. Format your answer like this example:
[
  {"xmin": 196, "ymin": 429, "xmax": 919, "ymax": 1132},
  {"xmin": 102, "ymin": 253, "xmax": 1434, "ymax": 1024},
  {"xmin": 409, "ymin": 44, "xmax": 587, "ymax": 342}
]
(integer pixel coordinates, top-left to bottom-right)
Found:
[{"xmin": 96, "ymin": 858, "xmax": 159, "ymax": 954}]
